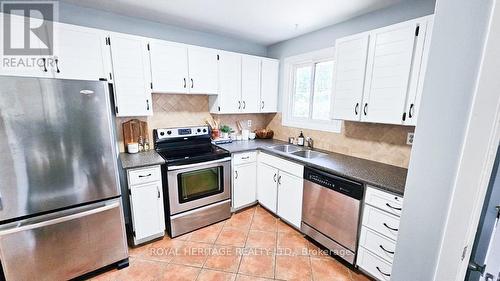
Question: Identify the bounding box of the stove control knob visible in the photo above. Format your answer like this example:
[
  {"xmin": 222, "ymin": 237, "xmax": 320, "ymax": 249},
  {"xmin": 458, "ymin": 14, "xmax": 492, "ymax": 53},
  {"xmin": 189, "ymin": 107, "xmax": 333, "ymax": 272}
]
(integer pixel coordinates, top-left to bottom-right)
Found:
[
  {"xmin": 202, "ymin": 128, "xmax": 207, "ymax": 133},
  {"xmin": 159, "ymin": 132, "xmax": 165, "ymax": 136},
  {"xmin": 197, "ymin": 128, "xmax": 201, "ymax": 133},
  {"xmin": 167, "ymin": 130, "xmax": 172, "ymax": 135}
]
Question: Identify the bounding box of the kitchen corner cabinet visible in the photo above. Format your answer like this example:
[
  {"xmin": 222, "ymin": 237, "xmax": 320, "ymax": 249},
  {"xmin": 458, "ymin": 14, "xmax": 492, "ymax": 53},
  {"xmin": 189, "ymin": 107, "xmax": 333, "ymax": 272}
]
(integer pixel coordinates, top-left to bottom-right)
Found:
[
  {"xmin": 332, "ymin": 15, "xmax": 433, "ymax": 126},
  {"xmin": 127, "ymin": 165, "xmax": 165, "ymax": 245},
  {"xmin": 257, "ymin": 152, "xmax": 304, "ymax": 228},
  {"xmin": 109, "ymin": 33, "xmax": 153, "ymax": 117},
  {"xmin": 232, "ymin": 152, "xmax": 258, "ymax": 210}
]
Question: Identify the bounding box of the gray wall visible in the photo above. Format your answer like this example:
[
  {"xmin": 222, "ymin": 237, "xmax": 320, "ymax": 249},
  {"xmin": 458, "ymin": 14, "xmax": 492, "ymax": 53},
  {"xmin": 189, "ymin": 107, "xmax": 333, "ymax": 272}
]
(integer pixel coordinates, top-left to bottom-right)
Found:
[
  {"xmin": 391, "ymin": 0, "xmax": 493, "ymax": 280},
  {"xmin": 57, "ymin": 2, "xmax": 267, "ymax": 56},
  {"xmin": 266, "ymin": 0, "xmax": 436, "ymax": 110}
]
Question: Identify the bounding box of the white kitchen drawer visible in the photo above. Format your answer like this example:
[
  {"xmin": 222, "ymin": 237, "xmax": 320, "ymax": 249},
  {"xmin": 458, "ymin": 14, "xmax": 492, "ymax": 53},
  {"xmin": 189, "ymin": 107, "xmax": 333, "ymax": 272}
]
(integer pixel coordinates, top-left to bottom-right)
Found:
[
  {"xmin": 357, "ymin": 247, "xmax": 393, "ymax": 281},
  {"xmin": 258, "ymin": 152, "xmax": 303, "ymax": 178},
  {"xmin": 365, "ymin": 186, "xmax": 404, "ymax": 217},
  {"xmin": 359, "ymin": 226, "xmax": 397, "ymax": 263},
  {"xmin": 362, "ymin": 205, "xmax": 400, "ymax": 241},
  {"xmin": 128, "ymin": 165, "xmax": 161, "ymax": 186},
  {"xmin": 233, "ymin": 151, "xmax": 257, "ymax": 165}
]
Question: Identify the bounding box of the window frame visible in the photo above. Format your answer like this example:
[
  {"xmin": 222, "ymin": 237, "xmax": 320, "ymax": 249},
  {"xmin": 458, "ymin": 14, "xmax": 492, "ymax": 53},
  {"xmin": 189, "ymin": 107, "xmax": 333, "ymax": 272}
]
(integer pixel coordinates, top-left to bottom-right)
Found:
[{"xmin": 282, "ymin": 47, "xmax": 341, "ymax": 133}]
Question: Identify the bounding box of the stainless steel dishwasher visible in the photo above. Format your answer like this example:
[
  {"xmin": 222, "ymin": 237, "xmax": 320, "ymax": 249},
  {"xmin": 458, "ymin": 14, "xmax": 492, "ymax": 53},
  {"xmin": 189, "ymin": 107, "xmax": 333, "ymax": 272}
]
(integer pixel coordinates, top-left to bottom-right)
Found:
[{"xmin": 301, "ymin": 166, "xmax": 364, "ymax": 264}]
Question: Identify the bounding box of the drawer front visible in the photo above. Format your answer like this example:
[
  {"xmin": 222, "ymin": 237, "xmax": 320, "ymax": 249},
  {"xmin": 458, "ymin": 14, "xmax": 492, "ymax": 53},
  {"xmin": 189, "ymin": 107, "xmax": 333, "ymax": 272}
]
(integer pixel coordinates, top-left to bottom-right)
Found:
[
  {"xmin": 362, "ymin": 205, "xmax": 400, "ymax": 241},
  {"xmin": 258, "ymin": 152, "xmax": 303, "ymax": 178},
  {"xmin": 233, "ymin": 151, "xmax": 257, "ymax": 165},
  {"xmin": 357, "ymin": 247, "xmax": 393, "ymax": 281},
  {"xmin": 359, "ymin": 226, "xmax": 396, "ymax": 263},
  {"xmin": 128, "ymin": 165, "xmax": 161, "ymax": 186},
  {"xmin": 365, "ymin": 186, "xmax": 404, "ymax": 217}
]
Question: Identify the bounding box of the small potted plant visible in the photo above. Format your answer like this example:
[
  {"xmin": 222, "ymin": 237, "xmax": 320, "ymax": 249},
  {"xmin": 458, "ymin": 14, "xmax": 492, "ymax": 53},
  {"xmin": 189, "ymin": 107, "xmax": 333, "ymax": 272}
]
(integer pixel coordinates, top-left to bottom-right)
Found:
[{"xmin": 220, "ymin": 125, "xmax": 232, "ymax": 139}]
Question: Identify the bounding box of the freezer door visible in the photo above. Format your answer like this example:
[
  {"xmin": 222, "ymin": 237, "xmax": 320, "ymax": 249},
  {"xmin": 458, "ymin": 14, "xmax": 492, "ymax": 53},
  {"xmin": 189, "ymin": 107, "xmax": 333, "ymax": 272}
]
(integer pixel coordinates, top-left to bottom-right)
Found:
[
  {"xmin": 0, "ymin": 77, "xmax": 120, "ymax": 221},
  {"xmin": 0, "ymin": 199, "xmax": 128, "ymax": 280}
]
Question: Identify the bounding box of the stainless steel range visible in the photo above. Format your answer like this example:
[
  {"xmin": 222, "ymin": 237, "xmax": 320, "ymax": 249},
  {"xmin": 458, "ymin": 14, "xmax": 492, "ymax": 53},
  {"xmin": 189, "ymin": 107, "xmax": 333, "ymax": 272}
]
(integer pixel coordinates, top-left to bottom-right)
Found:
[{"xmin": 154, "ymin": 126, "xmax": 231, "ymax": 237}]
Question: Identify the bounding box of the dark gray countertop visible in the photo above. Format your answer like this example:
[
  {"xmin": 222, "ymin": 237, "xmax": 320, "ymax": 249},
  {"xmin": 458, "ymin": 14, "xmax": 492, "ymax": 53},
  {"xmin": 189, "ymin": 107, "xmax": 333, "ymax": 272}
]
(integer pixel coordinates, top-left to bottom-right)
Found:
[
  {"xmin": 217, "ymin": 139, "xmax": 408, "ymax": 195},
  {"xmin": 119, "ymin": 150, "xmax": 165, "ymax": 169}
]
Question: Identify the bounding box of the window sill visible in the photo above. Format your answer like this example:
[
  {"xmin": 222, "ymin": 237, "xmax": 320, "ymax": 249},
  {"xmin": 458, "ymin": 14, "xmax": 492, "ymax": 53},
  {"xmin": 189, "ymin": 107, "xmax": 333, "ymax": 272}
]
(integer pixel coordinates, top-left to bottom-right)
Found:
[{"xmin": 282, "ymin": 118, "xmax": 342, "ymax": 133}]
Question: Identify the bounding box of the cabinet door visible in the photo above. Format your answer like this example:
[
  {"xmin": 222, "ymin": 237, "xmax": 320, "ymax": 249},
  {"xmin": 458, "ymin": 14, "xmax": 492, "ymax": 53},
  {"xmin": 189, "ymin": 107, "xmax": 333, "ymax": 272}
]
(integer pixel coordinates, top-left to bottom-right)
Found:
[
  {"xmin": 361, "ymin": 21, "xmax": 418, "ymax": 124},
  {"xmin": 109, "ymin": 34, "xmax": 152, "ymax": 116},
  {"xmin": 129, "ymin": 182, "xmax": 165, "ymax": 241},
  {"xmin": 0, "ymin": 14, "xmax": 52, "ymax": 77},
  {"xmin": 241, "ymin": 55, "xmax": 261, "ymax": 113},
  {"xmin": 260, "ymin": 59, "xmax": 279, "ymax": 112},
  {"xmin": 52, "ymin": 23, "xmax": 106, "ymax": 80},
  {"xmin": 331, "ymin": 33, "xmax": 369, "ymax": 121},
  {"xmin": 188, "ymin": 47, "xmax": 218, "ymax": 94},
  {"xmin": 404, "ymin": 17, "xmax": 433, "ymax": 126},
  {"xmin": 257, "ymin": 163, "xmax": 279, "ymax": 213},
  {"xmin": 149, "ymin": 41, "xmax": 189, "ymax": 94},
  {"xmin": 277, "ymin": 171, "xmax": 304, "ymax": 228},
  {"xmin": 233, "ymin": 163, "xmax": 257, "ymax": 209},
  {"xmin": 217, "ymin": 51, "xmax": 242, "ymax": 113}
]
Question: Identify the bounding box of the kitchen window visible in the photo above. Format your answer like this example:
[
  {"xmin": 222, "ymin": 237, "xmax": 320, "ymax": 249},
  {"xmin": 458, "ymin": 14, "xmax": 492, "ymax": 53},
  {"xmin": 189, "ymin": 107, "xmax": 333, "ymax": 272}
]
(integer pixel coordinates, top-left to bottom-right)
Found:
[{"xmin": 283, "ymin": 48, "xmax": 341, "ymax": 132}]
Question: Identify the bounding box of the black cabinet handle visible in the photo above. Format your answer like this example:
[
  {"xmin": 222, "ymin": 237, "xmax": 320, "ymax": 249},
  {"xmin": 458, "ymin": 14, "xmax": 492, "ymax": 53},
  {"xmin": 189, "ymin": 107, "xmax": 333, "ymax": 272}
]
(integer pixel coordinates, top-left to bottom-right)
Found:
[
  {"xmin": 261, "ymin": 101, "xmax": 265, "ymax": 109},
  {"xmin": 273, "ymin": 173, "xmax": 277, "ymax": 182},
  {"xmin": 355, "ymin": 103, "xmax": 359, "ymax": 115},
  {"xmin": 383, "ymin": 223, "xmax": 398, "ymax": 232},
  {"xmin": 235, "ymin": 170, "xmax": 238, "ymax": 179},
  {"xmin": 409, "ymin": 103, "xmax": 415, "ymax": 118},
  {"xmin": 138, "ymin": 174, "xmax": 151, "ymax": 178},
  {"xmin": 363, "ymin": 103, "xmax": 368, "ymax": 115},
  {"xmin": 190, "ymin": 78, "xmax": 194, "ymax": 88},
  {"xmin": 157, "ymin": 187, "xmax": 160, "ymax": 198},
  {"xmin": 243, "ymin": 101, "xmax": 246, "ymax": 109},
  {"xmin": 238, "ymin": 101, "xmax": 241, "ymax": 109},
  {"xmin": 376, "ymin": 266, "xmax": 391, "ymax": 277},
  {"xmin": 183, "ymin": 78, "xmax": 186, "ymax": 88},
  {"xmin": 42, "ymin": 58, "xmax": 47, "ymax": 72},
  {"xmin": 379, "ymin": 245, "xmax": 395, "ymax": 255},
  {"xmin": 386, "ymin": 203, "xmax": 402, "ymax": 211},
  {"xmin": 146, "ymin": 99, "xmax": 150, "ymax": 110},
  {"xmin": 55, "ymin": 58, "xmax": 60, "ymax": 73},
  {"xmin": 278, "ymin": 175, "xmax": 282, "ymax": 185}
]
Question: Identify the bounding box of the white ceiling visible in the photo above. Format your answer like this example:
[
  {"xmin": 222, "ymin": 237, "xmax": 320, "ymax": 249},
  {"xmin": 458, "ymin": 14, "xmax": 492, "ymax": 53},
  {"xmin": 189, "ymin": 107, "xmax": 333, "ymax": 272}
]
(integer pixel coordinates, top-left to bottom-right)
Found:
[{"xmin": 60, "ymin": 0, "xmax": 403, "ymax": 45}]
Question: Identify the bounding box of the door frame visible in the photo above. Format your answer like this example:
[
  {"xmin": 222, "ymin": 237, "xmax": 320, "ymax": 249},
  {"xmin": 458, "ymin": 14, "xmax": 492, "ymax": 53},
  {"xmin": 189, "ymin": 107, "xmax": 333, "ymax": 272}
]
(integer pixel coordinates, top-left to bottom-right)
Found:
[{"xmin": 434, "ymin": 1, "xmax": 500, "ymax": 279}]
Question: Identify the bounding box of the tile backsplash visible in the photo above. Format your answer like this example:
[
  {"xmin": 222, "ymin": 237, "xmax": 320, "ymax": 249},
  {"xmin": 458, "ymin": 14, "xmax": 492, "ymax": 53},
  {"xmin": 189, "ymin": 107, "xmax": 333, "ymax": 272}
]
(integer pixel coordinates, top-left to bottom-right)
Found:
[{"xmin": 116, "ymin": 94, "xmax": 413, "ymax": 168}]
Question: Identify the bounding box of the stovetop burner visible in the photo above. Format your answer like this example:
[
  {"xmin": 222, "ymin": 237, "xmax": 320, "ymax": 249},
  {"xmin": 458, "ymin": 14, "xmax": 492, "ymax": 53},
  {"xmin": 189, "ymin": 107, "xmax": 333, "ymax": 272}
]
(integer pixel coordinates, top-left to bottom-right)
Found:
[{"xmin": 153, "ymin": 126, "xmax": 230, "ymax": 166}]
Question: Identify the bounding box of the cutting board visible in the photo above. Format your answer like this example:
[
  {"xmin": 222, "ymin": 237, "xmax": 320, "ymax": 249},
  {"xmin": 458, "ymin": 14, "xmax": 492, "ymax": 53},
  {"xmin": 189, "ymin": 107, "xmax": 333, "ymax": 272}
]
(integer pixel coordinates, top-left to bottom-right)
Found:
[{"xmin": 122, "ymin": 119, "xmax": 148, "ymax": 150}]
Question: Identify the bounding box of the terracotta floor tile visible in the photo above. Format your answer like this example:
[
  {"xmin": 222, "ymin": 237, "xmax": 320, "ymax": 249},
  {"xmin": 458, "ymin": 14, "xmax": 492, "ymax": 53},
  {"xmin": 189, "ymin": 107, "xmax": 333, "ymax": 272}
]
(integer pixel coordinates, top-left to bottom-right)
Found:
[
  {"xmin": 235, "ymin": 274, "xmax": 274, "ymax": 281},
  {"xmin": 238, "ymin": 248, "xmax": 275, "ymax": 279},
  {"xmin": 171, "ymin": 241, "xmax": 212, "ymax": 267},
  {"xmin": 174, "ymin": 232, "xmax": 193, "ymax": 241},
  {"xmin": 245, "ymin": 230, "xmax": 277, "ymax": 250},
  {"xmin": 275, "ymin": 255, "xmax": 312, "ymax": 281},
  {"xmin": 310, "ymin": 257, "xmax": 351, "ymax": 281},
  {"xmin": 215, "ymin": 227, "xmax": 248, "ymax": 247},
  {"xmin": 225, "ymin": 208, "xmax": 255, "ymax": 229},
  {"xmin": 128, "ymin": 244, "xmax": 151, "ymax": 259},
  {"xmin": 159, "ymin": 263, "xmax": 201, "ymax": 281},
  {"xmin": 189, "ymin": 222, "xmax": 224, "ymax": 244},
  {"xmin": 93, "ymin": 258, "xmax": 165, "ymax": 281},
  {"xmin": 277, "ymin": 219, "xmax": 299, "ymax": 234},
  {"xmin": 204, "ymin": 246, "xmax": 243, "ymax": 273},
  {"xmin": 250, "ymin": 211, "xmax": 277, "ymax": 232},
  {"xmin": 306, "ymin": 240, "xmax": 331, "ymax": 259},
  {"xmin": 142, "ymin": 236, "xmax": 185, "ymax": 263},
  {"xmin": 350, "ymin": 269, "xmax": 375, "ymax": 281},
  {"xmin": 277, "ymin": 232, "xmax": 310, "ymax": 256},
  {"xmin": 197, "ymin": 269, "xmax": 236, "ymax": 281}
]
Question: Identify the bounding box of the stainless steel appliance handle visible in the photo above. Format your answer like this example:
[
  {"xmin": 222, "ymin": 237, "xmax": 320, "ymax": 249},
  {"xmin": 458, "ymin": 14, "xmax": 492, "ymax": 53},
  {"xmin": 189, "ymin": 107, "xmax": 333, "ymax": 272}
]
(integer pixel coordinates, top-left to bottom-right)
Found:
[
  {"xmin": 168, "ymin": 157, "xmax": 231, "ymax": 171},
  {"xmin": 0, "ymin": 202, "xmax": 119, "ymax": 236}
]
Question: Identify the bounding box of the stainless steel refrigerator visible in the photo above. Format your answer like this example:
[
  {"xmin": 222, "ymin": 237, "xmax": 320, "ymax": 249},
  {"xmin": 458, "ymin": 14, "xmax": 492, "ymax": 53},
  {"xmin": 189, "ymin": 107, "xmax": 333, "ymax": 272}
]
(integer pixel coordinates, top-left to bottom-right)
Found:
[{"xmin": 0, "ymin": 76, "xmax": 128, "ymax": 280}]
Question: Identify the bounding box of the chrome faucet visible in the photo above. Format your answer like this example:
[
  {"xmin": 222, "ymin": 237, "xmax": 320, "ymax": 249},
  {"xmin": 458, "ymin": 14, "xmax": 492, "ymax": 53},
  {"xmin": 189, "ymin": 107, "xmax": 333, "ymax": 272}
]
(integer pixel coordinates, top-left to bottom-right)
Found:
[{"xmin": 305, "ymin": 137, "xmax": 313, "ymax": 149}]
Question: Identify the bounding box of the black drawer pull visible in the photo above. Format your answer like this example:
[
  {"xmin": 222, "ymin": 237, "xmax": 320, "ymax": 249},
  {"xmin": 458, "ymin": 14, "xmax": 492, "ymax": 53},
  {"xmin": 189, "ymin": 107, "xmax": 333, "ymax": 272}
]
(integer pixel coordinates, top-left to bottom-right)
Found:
[
  {"xmin": 383, "ymin": 223, "xmax": 398, "ymax": 232},
  {"xmin": 138, "ymin": 174, "xmax": 152, "ymax": 178},
  {"xmin": 376, "ymin": 266, "xmax": 391, "ymax": 277},
  {"xmin": 363, "ymin": 103, "xmax": 368, "ymax": 115},
  {"xmin": 386, "ymin": 203, "xmax": 402, "ymax": 211},
  {"xmin": 354, "ymin": 103, "xmax": 359, "ymax": 115},
  {"xmin": 379, "ymin": 245, "xmax": 395, "ymax": 255}
]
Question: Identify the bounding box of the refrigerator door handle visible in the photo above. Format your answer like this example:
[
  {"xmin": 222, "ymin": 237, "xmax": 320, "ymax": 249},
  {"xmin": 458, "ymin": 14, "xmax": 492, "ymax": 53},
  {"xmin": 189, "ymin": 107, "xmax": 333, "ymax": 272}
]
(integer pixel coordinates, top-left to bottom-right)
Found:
[{"xmin": 0, "ymin": 202, "xmax": 119, "ymax": 236}]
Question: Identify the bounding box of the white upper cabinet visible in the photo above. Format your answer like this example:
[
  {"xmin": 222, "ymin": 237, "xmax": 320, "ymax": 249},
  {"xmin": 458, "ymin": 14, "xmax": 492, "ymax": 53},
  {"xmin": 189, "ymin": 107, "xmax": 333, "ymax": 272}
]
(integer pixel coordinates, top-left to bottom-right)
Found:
[
  {"xmin": 52, "ymin": 23, "xmax": 106, "ymax": 81},
  {"xmin": 188, "ymin": 46, "xmax": 218, "ymax": 94},
  {"xmin": 149, "ymin": 41, "xmax": 189, "ymax": 94},
  {"xmin": 331, "ymin": 33, "xmax": 370, "ymax": 121},
  {"xmin": 260, "ymin": 58, "xmax": 279, "ymax": 112},
  {"xmin": 361, "ymin": 20, "xmax": 419, "ymax": 124},
  {"xmin": 109, "ymin": 33, "xmax": 152, "ymax": 117},
  {"xmin": 241, "ymin": 55, "xmax": 261, "ymax": 113},
  {"xmin": 212, "ymin": 51, "xmax": 242, "ymax": 113}
]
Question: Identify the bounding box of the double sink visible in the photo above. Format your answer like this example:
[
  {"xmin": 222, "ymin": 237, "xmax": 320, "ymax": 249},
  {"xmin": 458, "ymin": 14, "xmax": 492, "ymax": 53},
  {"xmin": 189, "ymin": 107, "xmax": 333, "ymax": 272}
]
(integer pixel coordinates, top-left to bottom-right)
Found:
[{"xmin": 268, "ymin": 144, "xmax": 327, "ymax": 159}]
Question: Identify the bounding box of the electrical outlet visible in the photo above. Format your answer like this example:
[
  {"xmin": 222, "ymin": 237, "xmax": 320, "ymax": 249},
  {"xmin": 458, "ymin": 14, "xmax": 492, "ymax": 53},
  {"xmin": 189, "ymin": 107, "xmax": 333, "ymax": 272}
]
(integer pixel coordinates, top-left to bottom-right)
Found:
[
  {"xmin": 407, "ymin": 132, "xmax": 414, "ymax": 145},
  {"xmin": 247, "ymin": 120, "xmax": 252, "ymax": 128}
]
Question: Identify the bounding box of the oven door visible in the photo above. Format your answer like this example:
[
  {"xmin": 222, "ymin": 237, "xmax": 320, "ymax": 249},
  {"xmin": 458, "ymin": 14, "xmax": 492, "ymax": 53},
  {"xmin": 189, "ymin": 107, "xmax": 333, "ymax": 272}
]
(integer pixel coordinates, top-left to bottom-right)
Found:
[{"xmin": 167, "ymin": 157, "xmax": 231, "ymax": 215}]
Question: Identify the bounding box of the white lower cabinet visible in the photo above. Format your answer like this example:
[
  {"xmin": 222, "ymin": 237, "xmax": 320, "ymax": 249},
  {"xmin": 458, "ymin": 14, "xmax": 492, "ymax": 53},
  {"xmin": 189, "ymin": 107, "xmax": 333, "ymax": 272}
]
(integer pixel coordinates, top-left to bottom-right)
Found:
[
  {"xmin": 232, "ymin": 152, "xmax": 258, "ymax": 210},
  {"xmin": 357, "ymin": 186, "xmax": 404, "ymax": 281},
  {"xmin": 276, "ymin": 171, "xmax": 303, "ymax": 228},
  {"xmin": 127, "ymin": 165, "xmax": 165, "ymax": 245},
  {"xmin": 257, "ymin": 162, "xmax": 279, "ymax": 213}
]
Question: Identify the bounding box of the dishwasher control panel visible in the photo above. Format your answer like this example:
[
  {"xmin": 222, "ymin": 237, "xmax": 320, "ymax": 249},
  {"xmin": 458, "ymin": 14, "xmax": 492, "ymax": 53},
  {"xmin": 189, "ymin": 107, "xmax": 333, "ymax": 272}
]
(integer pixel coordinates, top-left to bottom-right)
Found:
[{"xmin": 304, "ymin": 167, "xmax": 364, "ymax": 200}]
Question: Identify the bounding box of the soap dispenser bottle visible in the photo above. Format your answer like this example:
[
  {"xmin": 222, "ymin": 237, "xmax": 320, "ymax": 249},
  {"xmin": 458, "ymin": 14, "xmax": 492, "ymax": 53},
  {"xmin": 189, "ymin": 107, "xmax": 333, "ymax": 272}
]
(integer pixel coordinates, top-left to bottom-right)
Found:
[{"xmin": 297, "ymin": 131, "xmax": 305, "ymax": 146}]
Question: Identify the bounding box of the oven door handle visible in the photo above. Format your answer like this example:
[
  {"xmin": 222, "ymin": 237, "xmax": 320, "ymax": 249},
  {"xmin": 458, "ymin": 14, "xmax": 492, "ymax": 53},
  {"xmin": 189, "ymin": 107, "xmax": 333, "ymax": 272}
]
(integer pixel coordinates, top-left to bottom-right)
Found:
[{"xmin": 167, "ymin": 157, "xmax": 231, "ymax": 171}]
